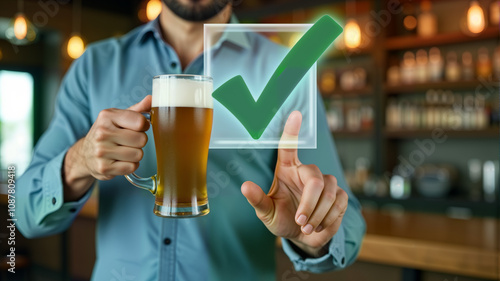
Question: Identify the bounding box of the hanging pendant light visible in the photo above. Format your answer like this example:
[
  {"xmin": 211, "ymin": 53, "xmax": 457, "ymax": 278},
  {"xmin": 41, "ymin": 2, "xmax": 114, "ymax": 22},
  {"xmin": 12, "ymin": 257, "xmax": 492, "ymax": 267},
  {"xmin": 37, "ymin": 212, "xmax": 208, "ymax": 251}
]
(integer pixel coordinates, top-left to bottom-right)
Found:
[
  {"xmin": 67, "ymin": 34, "xmax": 85, "ymax": 59},
  {"xmin": 344, "ymin": 0, "xmax": 361, "ymax": 49},
  {"xmin": 67, "ymin": 0, "xmax": 85, "ymax": 59},
  {"xmin": 344, "ymin": 19, "xmax": 361, "ymax": 49},
  {"xmin": 467, "ymin": 0, "xmax": 485, "ymax": 34},
  {"xmin": 5, "ymin": 0, "xmax": 37, "ymax": 45},
  {"xmin": 146, "ymin": 0, "xmax": 162, "ymax": 21}
]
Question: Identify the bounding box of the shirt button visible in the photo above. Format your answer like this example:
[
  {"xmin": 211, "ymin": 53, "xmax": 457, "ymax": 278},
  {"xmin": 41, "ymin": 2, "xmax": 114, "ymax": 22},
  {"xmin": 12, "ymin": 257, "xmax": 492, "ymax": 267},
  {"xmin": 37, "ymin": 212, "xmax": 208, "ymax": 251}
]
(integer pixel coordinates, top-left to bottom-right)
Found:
[
  {"xmin": 69, "ymin": 208, "xmax": 77, "ymax": 213},
  {"xmin": 341, "ymin": 257, "xmax": 345, "ymax": 265},
  {"xmin": 170, "ymin": 62, "xmax": 177, "ymax": 69},
  {"xmin": 52, "ymin": 197, "xmax": 56, "ymax": 205},
  {"xmin": 163, "ymin": 238, "xmax": 172, "ymax": 245}
]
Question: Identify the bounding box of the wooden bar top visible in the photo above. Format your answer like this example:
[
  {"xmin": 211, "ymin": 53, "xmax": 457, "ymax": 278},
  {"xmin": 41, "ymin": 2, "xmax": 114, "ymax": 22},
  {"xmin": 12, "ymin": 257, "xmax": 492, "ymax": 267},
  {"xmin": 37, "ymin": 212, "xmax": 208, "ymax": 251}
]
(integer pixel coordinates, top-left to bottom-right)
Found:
[
  {"xmin": 359, "ymin": 209, "xmax": 499, "ymax": 280},
  {"xmin": 2, "ymin": 194, "xmax": 498, "ymax": 279}
]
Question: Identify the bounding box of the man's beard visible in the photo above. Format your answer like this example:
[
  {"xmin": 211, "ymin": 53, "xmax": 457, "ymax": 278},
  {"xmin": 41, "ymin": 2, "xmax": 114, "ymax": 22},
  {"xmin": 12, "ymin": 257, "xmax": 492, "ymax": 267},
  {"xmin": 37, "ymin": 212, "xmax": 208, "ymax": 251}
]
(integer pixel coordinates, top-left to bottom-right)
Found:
[{"xmin": 162, "ymin": 0, "xmax": 231, "ymax": 22}]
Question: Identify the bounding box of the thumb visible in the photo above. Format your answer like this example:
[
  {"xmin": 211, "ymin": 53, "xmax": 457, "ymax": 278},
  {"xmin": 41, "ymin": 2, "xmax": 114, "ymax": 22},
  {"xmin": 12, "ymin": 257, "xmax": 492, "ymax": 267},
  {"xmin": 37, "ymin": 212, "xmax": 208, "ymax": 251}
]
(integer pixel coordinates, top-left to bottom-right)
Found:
[
  {"xmin": 128, "ymin": 95, "xmax": 152, "ymax": 112},
  {"xmin": 241, "ymin": 181, "xmax": 274, "ymax": 221}
]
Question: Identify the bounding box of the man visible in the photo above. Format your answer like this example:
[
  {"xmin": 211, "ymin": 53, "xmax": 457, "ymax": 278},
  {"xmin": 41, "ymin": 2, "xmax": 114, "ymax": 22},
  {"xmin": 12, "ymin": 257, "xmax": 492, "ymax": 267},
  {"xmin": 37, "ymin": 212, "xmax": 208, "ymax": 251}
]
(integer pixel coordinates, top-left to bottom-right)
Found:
[{"xmin": 18, "ymin": 0, "xmax": 365, "ymax": 280}]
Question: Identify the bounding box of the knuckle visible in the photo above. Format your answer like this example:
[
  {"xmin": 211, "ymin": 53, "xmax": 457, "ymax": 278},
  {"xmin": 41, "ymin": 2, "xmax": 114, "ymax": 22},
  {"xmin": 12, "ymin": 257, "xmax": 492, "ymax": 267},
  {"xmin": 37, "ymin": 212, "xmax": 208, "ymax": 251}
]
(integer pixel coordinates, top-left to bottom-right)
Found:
[
  {"xmin": 94, "ymin": 146, "xmax": 106, "ymax": 158},
  {"xmin": 333, "ymin": 202, "xmax": 345, "ymax": 213},
  {"xmin": 338, "ymin": 188, "xmax": 348, "ymax": 201},
  {"xmin": 325, "ymin": 174, "xmax": 337, "ymax": 185},
  {"xmin": 98, "ymin": 109, "xmax": 113, "ymax": 120},
  {"xmin": 322, "ymin": 215, "xmax": 336, "ymax": 228},
  {"xmin": 306, "ymin": 164, "xmax": 321, "ymax": 174},
  {"xmin": 94, "ymin": 128, "xmax": 108, "ymax": 141},
  {"xmin": 323, "ymin": 190, "xmax": 337, "ymax": 202},
  {"xmin": 95, "ymin": 161, "xmax": 109, "ymax": 175},
  {"xmin": 308, "ymin": 177, "xmax": 324, "ymax": 189}
]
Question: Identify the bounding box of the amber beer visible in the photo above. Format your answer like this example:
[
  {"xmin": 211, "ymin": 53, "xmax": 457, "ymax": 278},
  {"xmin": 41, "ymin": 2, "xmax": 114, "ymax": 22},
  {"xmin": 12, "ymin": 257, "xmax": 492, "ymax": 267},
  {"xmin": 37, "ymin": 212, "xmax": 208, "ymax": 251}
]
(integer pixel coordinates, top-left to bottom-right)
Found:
[
  {"xmin": 151, "ymin": 106, "xmax": 213, "ymax": 215},
  {"xmin": 125, "ymin": 74, "xmax": 213, "ymax": 218}
]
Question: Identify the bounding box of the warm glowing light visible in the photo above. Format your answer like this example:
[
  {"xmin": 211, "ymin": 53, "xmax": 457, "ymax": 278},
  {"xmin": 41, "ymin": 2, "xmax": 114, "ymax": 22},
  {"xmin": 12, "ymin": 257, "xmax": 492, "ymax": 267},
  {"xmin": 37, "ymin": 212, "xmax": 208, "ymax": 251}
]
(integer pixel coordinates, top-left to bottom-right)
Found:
[
  {"xmin": 146, "ymin": 0, "xmax": 162, "ymax": 21},
  {"xmin": 67, "ymin": 35, "xmax": 85, "ymax": 59},
  {"xmin": 14, "ymin": 14, "xmax": 28, "ymax": 40},
  {"xmin": 344, "ymin": 19, "xmax": 361, "ymax": 49},
  {"xmin": 403, "ymin": 15, "xmax": 417, "ymax": 31},
  {"xmin": 467, "ymin": 1, "xmax": 485, "ymax": 34},
  {"xmin": 0, "ymin": 49, "xmax": 3, "ymax": 60}
]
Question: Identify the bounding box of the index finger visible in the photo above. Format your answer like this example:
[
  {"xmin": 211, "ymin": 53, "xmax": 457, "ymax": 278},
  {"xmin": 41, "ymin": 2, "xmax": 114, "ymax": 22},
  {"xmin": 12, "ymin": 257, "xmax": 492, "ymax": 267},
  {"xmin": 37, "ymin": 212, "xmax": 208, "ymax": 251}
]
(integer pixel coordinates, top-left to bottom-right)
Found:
[
  {"xmin": 277, "ymin": 111, "xmax": 302, "ymax": 166},
  {"xmin": 111, "ymin": 110, "xmax": 150, "ymax": 132}
]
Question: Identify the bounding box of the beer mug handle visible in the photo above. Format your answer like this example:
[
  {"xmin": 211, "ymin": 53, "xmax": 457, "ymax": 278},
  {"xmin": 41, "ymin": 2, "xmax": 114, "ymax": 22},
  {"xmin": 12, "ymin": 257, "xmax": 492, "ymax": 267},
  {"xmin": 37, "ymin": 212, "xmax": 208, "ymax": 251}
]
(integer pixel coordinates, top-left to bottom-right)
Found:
[
  {"xmin": 125, "ymin": 173, "xmax": 157, "ymax": 194},
  {"xmin": 124, "ymin": 112, "xmax": 157, "ymax": 195}
]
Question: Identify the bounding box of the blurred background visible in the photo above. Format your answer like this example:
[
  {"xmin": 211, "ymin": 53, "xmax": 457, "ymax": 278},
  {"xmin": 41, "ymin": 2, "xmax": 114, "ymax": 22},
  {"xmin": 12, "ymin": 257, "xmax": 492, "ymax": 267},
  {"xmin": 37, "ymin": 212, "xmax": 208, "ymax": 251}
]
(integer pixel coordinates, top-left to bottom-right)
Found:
[{"xmin": 0, "ymin": 0, "xmax": 498, "ymax": 280}]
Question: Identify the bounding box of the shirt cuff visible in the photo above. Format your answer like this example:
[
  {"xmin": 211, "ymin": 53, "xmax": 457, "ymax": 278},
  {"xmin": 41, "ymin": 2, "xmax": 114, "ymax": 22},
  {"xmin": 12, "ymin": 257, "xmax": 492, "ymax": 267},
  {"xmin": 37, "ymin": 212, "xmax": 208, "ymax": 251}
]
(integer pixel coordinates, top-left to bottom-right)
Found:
[
  {"xmin": 281, "ymin": 224, "xmax": 346, "ymax": 273},
  {"xmin": 38, "ymin": 149, "xmax": 93, "ymax": 224}
]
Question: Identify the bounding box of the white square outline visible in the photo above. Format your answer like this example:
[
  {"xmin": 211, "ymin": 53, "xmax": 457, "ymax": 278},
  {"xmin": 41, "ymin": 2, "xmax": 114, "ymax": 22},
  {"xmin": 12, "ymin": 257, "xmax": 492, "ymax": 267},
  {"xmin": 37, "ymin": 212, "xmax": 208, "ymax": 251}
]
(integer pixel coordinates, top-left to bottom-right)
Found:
[{"xmin": 204, "ymin": 23, "xmax": 317, "ymax": 149}]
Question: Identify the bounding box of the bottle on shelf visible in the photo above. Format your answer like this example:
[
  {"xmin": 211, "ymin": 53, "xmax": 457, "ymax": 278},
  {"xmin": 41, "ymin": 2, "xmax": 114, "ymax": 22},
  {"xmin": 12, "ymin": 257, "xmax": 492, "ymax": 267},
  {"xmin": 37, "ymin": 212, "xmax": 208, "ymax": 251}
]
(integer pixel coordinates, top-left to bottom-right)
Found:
[
  {"xmin": 320, "ymin": 69, "xmax": 336, "ymax": 95},
  {"xmin": 340, "ymin": 70, "xmax": 355, "ymax": 91},
  {"xmin": 462, "ymin": 51, "xmax": 475, "ymax": 80},
  {"xmin": 401, "ymin": 51, "xmax": 416, "ymax": 84},
  {"xmin": 401, "ymin": 3, "xmax": 418, "ymax": 35},
  {"xmin": 390, "ymin": 172, "xmax": 411, "ymax": 199},
  {"xmin": 467, "ymin": 159, "xmax": 482, "ymax": 201},
  {"xmin": 346, "ymin": 101, "xmax": 362, "ymax": 131},
  {"xmin": 483, "ymin": 160, "xmax": 499, "ymax": 202},
  {"xmin": 386, "ymin": 98, "xmax": 401, "ymax": 129},
  {"xmin": 442, "ymin": 90, "xmax": 455, "ymax": 128},
  {"xmin": 474, "ymin": 94, "xmax": 489, "ymax": 129},
  {"xmin": 477, "ymin": 47, "xmax": 492, "ymax": 79},
  {"xmin": 417, "ymin": 0, "xmax": 437, "ymax": 37},
  {"xmin": 387, "ymin": 65, "xmax": 400, "ymax": 85},
  {"xmin": 352, "ymin": 67, "xmax": 367, "ymax": 89},
  {"xmin": 445, "ymin": 51, "xmax": 461, "ymax": 82},
  {"xmin": 428, "ymin": 47, "xmax": 444, "ymax": 81},
  {"xmin": 452, "ymin": 93, "xmax": 463, "ymax": 129},
  {"xmin": 490, "ymin": 0, "xmax": 500, "ymax": 26},
  {"xmin": 425, "ymin": 89, "xmax": 439, "ymax": 128},
  {"xmin": 416, "ymin": 49, "xmax": 428, "ymax": 83},
  {"xmin": 327, "ymin": 99, "xmax": 344, "ymax": 131},
  {"xmin": 360, "ymin": 105, "xmax": 374, "ymax": 130},
  {"xmin": 463, "ymin": 94, "xmax": 475, "ymax": 129}
]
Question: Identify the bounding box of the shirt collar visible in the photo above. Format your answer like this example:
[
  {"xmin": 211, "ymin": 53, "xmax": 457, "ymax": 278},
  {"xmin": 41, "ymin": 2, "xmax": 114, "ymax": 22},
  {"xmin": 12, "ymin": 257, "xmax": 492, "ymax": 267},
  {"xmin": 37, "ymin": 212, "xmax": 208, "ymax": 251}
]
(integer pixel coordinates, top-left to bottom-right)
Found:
[{"xmin": 136, "ymin": 14, "xmax": 251, "ymax": 50}]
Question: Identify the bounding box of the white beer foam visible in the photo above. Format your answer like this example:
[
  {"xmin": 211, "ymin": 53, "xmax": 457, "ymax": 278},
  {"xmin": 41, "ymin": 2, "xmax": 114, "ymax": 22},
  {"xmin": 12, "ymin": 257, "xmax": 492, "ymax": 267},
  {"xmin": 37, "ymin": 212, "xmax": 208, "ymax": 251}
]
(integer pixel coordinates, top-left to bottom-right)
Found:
[{"xmin": 152, "ymin": 77, "xmax": 213, "ymax": 108}]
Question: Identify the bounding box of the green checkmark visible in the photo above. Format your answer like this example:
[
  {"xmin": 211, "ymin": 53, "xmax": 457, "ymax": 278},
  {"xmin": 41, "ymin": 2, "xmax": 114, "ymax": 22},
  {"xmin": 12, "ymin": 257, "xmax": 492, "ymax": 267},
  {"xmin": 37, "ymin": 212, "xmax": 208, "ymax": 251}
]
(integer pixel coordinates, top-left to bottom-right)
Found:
[{"xmin": 212, "ymin": 15, "xmax": 343, "ymax": 140}]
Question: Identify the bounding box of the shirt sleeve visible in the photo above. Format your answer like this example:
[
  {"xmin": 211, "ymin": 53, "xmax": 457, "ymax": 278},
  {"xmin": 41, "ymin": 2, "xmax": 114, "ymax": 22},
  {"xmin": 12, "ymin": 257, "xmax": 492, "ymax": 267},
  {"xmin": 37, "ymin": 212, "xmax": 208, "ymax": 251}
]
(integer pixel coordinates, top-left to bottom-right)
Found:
[
  {"xmin": 281, "ymin": 93, "xmax": 366, "ymax": 272},
  {"xmin": 16, "ymin": 49, "xmax": 94, "ymax": 239}
]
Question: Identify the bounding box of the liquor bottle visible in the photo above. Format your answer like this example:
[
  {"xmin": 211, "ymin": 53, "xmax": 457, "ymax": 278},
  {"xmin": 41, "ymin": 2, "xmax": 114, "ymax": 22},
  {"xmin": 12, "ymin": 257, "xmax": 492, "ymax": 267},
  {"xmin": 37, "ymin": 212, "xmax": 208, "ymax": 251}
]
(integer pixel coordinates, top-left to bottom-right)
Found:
[
  {"xmin": 477, "ymin": 47, "xmax": 492, "ymax": 79},
  {"xmin": 445, "ymin": 51, "xmax": 461, "ymax": 82},
  {"xmin": 418, "ymin": 0, "xmax": 437, "ymax": 37},
  {"xmin": 462, "ymin": 51, "xmax": 475, "ymax": 80}
]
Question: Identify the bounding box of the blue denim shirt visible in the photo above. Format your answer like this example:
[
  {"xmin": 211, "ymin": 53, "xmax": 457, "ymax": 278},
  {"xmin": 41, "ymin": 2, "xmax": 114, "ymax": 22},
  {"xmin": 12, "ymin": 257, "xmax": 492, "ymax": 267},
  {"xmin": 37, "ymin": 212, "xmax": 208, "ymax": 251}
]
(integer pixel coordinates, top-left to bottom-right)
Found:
[{"xmin": 17, "ymin": 16, "xmax": 365, "ymax": 281}]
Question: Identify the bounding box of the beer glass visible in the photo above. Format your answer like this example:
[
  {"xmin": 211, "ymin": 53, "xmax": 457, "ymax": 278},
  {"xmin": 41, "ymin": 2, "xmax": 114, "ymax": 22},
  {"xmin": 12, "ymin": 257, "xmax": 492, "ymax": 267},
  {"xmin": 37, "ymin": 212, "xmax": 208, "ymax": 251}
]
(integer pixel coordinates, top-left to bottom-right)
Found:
[{"xmin": 126, "ymin": 74, "xmax": 213, "ymax": 218}]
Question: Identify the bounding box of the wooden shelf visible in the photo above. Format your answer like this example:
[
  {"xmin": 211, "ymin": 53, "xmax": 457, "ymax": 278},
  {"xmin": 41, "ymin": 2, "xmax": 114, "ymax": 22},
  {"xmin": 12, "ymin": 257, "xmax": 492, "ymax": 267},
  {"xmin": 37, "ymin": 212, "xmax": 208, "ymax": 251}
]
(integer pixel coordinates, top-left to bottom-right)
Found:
[
  {"xmin": 325, "ymin": 47, "xmax": 373, "ymax": 60},
  {"xmin": 385, "ymin": 26, "xmax": 499, "ymax": 50},
  {"xmin": 332, "ymin": 129, "xmax": 374, "ymax": 139},
  {"xmin": 385, "ymin": 79, "xmax": 500, "ymax": 94},
  {"xmin": 384, "ymin": 127, "xmax": 499, "ymax": 139},
  {"xmin": 323, "ymin": 86, "xmax": 373, "ymax": 98}
]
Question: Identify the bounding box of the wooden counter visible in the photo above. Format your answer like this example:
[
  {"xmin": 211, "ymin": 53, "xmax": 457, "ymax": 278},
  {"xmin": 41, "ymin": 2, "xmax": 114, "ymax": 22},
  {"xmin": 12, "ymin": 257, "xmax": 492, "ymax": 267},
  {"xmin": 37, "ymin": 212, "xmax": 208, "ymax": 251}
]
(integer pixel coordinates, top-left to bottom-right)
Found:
[
  {"xmin": 3, "ymin": 194, "xmax": 499, "ymax": 279},
  {"xmin": 359, "ymin": 209, "xmax": 499, "ymax": 280}
]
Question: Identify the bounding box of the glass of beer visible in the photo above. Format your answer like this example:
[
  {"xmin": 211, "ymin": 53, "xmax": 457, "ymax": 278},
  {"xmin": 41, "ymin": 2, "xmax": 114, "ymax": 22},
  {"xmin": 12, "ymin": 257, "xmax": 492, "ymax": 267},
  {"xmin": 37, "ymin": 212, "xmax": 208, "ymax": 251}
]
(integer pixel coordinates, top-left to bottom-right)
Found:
[{"xmin": 125, "ymin": 74, "xmax": 213, "ymax": 218}]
